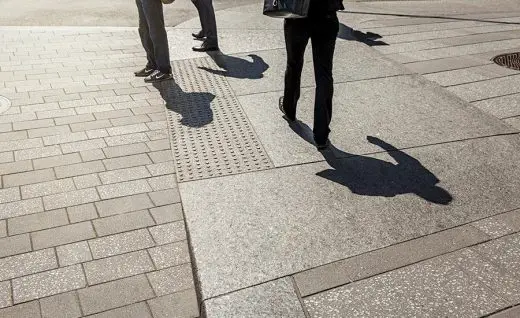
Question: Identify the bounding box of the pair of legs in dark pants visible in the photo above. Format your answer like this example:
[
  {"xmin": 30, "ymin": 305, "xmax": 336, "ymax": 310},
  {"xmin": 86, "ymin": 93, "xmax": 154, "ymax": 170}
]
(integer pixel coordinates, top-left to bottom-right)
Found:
[
  {"xmin": 282, "ymin": 13, "xmax": 339, "ymax": 145},
  {"xmin": 136, "ymin": 0, "xmax": 172, "ymax": 74},
  {"xmin": 191, "ymin": 0, "xmax": 218, "ymax": 46}
]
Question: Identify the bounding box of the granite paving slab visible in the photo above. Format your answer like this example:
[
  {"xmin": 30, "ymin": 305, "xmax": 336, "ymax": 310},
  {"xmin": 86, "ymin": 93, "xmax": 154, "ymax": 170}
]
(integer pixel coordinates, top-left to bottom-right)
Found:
[
  {"xmin": 238, "ymin": 75, "xmax": 514, "ymax": 167},
  {"xmin": 180, "ymin": 135, "xmax": 520, "ymax": 299}
]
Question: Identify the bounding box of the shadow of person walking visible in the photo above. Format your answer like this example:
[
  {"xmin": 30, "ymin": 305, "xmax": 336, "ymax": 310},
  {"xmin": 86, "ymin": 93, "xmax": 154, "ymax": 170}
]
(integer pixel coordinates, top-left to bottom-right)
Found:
[
  {"xmin": 337, "ymin": 23, "xmax": 388, "ymax": 46},
  {"xmin": 198, "ymin": 52, "xmax": 269, "ymax": 79},
  {"xmin": 288, "ymin": 120, "xmax": 453, "ymax": 205},
  {"xmin": 152, "ymin": 80, "xmax": 215, "ymax": 128}
]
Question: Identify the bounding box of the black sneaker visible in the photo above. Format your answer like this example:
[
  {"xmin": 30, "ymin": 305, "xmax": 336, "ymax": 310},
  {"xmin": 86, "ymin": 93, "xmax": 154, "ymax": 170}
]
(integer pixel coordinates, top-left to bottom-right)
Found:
[
  {"xmin": 134, "ymin": 67, "xmax": 155, "ymax": 77},
  {"xmin": 144, "ymin": 70, "xmax": 173, "ymax": 83},
  {"xmin": 279, "ymin": 96, "xmax": 295, "ymax": 122}
]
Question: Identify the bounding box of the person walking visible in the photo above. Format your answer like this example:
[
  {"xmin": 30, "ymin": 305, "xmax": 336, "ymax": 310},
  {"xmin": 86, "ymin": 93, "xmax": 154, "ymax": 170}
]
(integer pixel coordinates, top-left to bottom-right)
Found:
[
  {"xmin": 191, "ymin": 0, "xmax": 219, "ymax": 52},
  {"xmin": 134, "ymin": 0, "xmax": 173, "ymax": 83},
  {"xmin": 279, "ymin": 0, "xmax": 344, "ymax": 150}
]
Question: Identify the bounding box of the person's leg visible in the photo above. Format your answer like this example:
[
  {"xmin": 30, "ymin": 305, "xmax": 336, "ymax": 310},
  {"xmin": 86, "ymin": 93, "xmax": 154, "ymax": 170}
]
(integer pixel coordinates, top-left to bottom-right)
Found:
[
  {"xmin": 141, "ymin": 0, "xmax": 172, "ymax": 74},
  {"xmin": 310, "ymin": 13, "xmax": 339, "ymax": 145},
  {"xmin": 136, "ymin": 0, "xmax": 156, "ymax": 69},
  {"xmin": 191, "ymin": 0, "xmax": 205, "ymax": 37},
  {"xmin": 200, "ymin": 0, "xmax": 218, "ymax": 46},
  {"xmin": 282, "ymin": 18, "xmax": 310, "ymax": 120}
]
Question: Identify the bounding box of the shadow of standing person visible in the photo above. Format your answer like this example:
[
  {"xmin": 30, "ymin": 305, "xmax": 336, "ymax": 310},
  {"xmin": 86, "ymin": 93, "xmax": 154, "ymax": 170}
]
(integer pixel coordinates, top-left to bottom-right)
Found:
[
  {"xmin": 288, "ymin": 120, "xmax": 453, "ymax": 205},
  {"xmin": 152, "ymin": 81, "xmax": 215, "ymax": 128},
  {"xmin": 198, "ymin": 52, "xmax": 269, "ymax": 79},
  {"xmin": 337, "ymin": 23, "xmax": 388, "ymax": 46}
]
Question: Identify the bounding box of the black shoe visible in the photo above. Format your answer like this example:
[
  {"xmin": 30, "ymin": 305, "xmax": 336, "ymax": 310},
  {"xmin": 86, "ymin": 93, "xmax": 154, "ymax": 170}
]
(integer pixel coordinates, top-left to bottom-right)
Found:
[
  {"xmin": 144, "ymin": 70, "xmax": 173, "ymax": 83},
  {"xmin": 192, "ymin": 30, "xmax": 205, "ymax": 40},
  {"xmin": 134, "ymin": 67, "xmax": 155, "ymax": 77},
  {"xmin": 192, "ymin": 41, "xmax": 219, "ymax": 52},
  {"xmin": 316, "ymin": 139, "xmax": 330, "ymax": 151},
  {"xmin": 279, "ymin": 96, "xmax": 295, "ymax": 122}
]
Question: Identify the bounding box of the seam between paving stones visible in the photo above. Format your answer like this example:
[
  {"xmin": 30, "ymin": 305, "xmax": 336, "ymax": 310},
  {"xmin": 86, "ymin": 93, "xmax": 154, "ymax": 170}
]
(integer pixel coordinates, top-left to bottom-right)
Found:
[
  {"xmin": 443, "ymin": 72, "xmax": 520, "ymax": 88},
  {"xmin": 482, "ymin": 304, "xmax": 520, "ymax": 318},
  {"xmin": 468, "ymin": 90, "xmax": 520, "ymax": 103},
  {"xmin": 291, "ymin": 276, "xmax": 311, "ymax": 318}
]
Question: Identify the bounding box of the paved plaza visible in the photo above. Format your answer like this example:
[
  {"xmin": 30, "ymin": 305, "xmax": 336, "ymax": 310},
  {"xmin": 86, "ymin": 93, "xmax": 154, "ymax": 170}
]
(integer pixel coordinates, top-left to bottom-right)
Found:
[{"xmin": 1, "ymin": 0, "xmax": 520, "ymax": 317}]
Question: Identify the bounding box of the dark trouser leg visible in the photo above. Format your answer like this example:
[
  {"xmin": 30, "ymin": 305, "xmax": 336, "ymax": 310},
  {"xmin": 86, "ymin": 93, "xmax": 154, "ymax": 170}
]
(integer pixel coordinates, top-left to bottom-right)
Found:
[
  {"xmin": 310, "ymin": 14, "xmax": 339, "ymax": 144},
  {"xmin": 191, "ymin": 0, "xmax": 205, "ymax": 35},
  {"xmin": 136, "ymin": 0, "xmax": 156, "ymax": 69},
  {"xmin": 193, "ymin": 0, "xmax": 218, "ymax": 46},
  {"xmin": 283, "ymin": 18, "xmax": 310, "ymax": 119},
  {"xmin": 141, "ymin": 0, "xmax": 172, "ymax": 74}
]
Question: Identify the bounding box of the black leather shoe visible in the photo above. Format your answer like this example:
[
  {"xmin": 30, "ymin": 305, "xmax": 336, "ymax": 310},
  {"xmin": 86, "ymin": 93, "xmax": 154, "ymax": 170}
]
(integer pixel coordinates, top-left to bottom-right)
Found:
[
  {"xmin": 279, "ymin": 96, "xmax": 295, "ymax": 122},
  {"xmin": 192, "ymin": 30, "xmax": 205, "ymax": 39},
  {"xmin": 316, "ymin": 139, "xmax": 330, "ymax": 151},
  {"xmin": 192, "ymin": 41, "xmax": 219, "ymax": 52},
  {"xmin": 134, "ymin": 67, "xmax": 155, "ymax": 77}
]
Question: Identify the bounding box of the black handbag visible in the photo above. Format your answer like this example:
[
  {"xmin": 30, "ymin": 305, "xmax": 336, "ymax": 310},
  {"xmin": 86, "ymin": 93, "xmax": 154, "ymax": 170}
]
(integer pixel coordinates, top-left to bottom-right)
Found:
[{"xmin": 263, "ymin": 0, "xmax": 310, "ymax": 18}]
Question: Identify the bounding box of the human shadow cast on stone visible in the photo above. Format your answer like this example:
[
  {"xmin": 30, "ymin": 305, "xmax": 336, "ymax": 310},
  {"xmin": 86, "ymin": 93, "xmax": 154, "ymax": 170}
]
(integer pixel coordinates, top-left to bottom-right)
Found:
[
  {"xmin": 198, "ymin": 52, "xmax": 269, "ymax": 79},
  {"xmin": 288, "ymin": 120, "xmax": 453, "ymax": 205},
  {"xmin": 153, "ymin": 80, "xmax": 214, "ymax": 128},
  {"xmin": 338, "ymin": 23, "xmax": 388, "ymax": 46}
]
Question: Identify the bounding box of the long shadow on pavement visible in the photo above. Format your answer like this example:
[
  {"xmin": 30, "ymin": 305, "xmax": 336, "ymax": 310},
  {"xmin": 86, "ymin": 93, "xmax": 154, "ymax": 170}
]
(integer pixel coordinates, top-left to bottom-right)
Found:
[
  {"xmin": 153, "ymin": 81, "xmax": 215, "ymax": 128},
  {"xmin": 199, "ymin": 52, "xmax": 269, "ymax": 79},
  {"xmin": 338, "ymin": 23, "xmax": 388, "ymax": 46},
  {"xmin": 288, "ymin": 120, "xmax": 453, "ymax": 205}
]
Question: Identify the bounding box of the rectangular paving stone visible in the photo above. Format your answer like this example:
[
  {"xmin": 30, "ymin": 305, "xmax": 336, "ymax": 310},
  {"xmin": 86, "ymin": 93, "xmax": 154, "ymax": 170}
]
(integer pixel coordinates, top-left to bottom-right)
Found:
[
  {"xmin": 110, "ymin": 114, "xmax": 150, "ymax": 127},
  {"xmin": 0, "ymin": 187, "xmax": 20, "ymax": 204},
  {"xmin": 99, "ymin": 166, "xmax": 151, "ymax": 185},
  {"xmin": 75, "ymin": 104, "xmax": 114, "ymax": 115},
  {"xmin": 27, "ymin": 125, "xmax": 71, "ymax": 138},
  {"xmin": 104, "ymin": 132, "xmax": 149, "ymax": 147},
  {"xmin": 67, "ymin": 203, "xmax": 98, "ymax": 223},
  {"xmin": 471, "ymin": 209, "xmax": 520, "ymax": 238},
  {"xmin": 33, "ymin": 153, "xmax": 82, "ymax": 170},
  {"xmin": 97, "ymin": 179, "xmax": 152, "ymax": 200},
  {"xmin": 146, "ymin": 139, "xmax": 170, "ymax": 151},
  {"xmin": 474, "ymin": 233, "xmax": 520, "ymax": 275},
  {"xmin": 54, "ymin": 161, "xmax": 105, "ymax": 179},
  {"xmin": 78, "ymin": 275, "xmax": 155, "ymax": 316},
  {"xmin": 60, "ymin": 138, "xmax": 107, "ymax": 154},
  {"xmin": 43, "ymin": 188, "xmax": 99, "ymax": 211},
  {"xmin": 146, "ymin": 161, "xmax": 175, "ymax": 177},
  {"xmin": 0, "ymin": 234, "xmax": 32, "ymax": 258},
  {"xmin": 73, "ymin": 173, "xmax": 101, "ymax": 189},
  {"xmin": 87, "ymin": 302, "xmax": 152, "ymax": 318},
  {"xmin": 0, "ymin": 198, "xmax": 44, "ymax": 219},
  {"xmin": 32, "ymin": 221, "xmax": 96, "ymax": 250},
  {"xmin": 147, "ymin": 174, "xmax": 176, "ymax": 192},
  {"xmin": 3, "ymin": 168, "xmax": 55, "ymax": 187},
  {"xmin": 93, "ymin": 210, "xmax": 154, "ymax": 237},
  {"xmin": 204, "ymin": 278, "xmax": 304, "ymax": 318},
  {"xmin": 148, "ymin": 289, "xmax": 199, "ymax": 318},
  {"xmin": 95, "ymin": 193, "xmax": 155, "ymax": 217},
  {"xmin": 149, "ymin": 221, "xmax": 186, "ymax": 245},
  {"xmin": 93, "ymin": 109, "xmax": 133, "ymax": 120},
  {"xmin": 0, "ymin": 131, "xmax": 28, "ymax": 142},
  {"xmin": 12, "ymin": 265, "xmax": 86, "ymax": 304},
  {"xmin": 102, "ymin": 142, "xmax": 150, "ymax": 158},
  {"xmin": 147, "ymin": 264, "xmax": 194, "ymax": 296},
  {"xmin": 37, "ymin": 108, "xmax": 76, "ymax": 119},
  {"xmin": 69, "ymin": 119, "xmax": 112, "ymax": 133},
  {"xmin": 40, "ymin": 291, "xmax": 81, "ymax": 318},
  {"xmin": 80, "ymin": 149, "xmax": 105, "ymax": 162},
  {"xmin": 88, "ymin": 229, "xmax": 155, "ymax": 259},
  {"xmin": 294, "ymin": 224, "xmax": 489, "ymax": 297},
  {"xmin": 405, "ymin": 56, "xmax": 488, "ymax": 74},
  {"xmin": 150, "ymin": 204, "xmax": 183, "ymax": 224},
  {"xmin": 0, "ymin": 151, "xmax": 14, "ymax": 164},
  {"xmin": 14, "ymin": 145, "xmax": 62, "ymax": 161},
  {"xmin": 102, "ymin": 153, "xmax": 152, "ymax": 171},
  {"xmin": 0, "ymin": 281, "xmax": 11, "ymax": 309},
  {"xmin": 21, "ymin": 178, "xmax": 75, "ymax": 199},
  {"xmin": 57, "ymin": 241, "xmax": 93, "ymax": 267},
  {"xmin": 148, "ymin": 241, "xmax": 191, "ymax": 270},
  {"xmin": 106, "ymin": 123, "xmax": 149, "ymax": 136},
  {"xmin": 8, "ymin": 209, "xmax": 69, "ymax": 236},
  {"xmin": 54, "ymin": 113, "xmax": 95, "ymax": 125},
  {"xmin": 0, "ymin": 220, "xmax": 5, "ymax": 238},
  {"xmin": 43, "ymin": 132, "xmax": 88, "ymax": 146},
  {"xmin": 0, "ymin": 248, "xmax": 57, "ymax": 281},
  {"xmin": 0, "ymin": 301, "xmax": 41, "ymax": 318},
  {"xmin": 149, "ymin": 189, "xmax": 181, "ymax": 206},
  {"xmin": 84, "ymin": 250, "xmax": 154, "ymax": 285},
  {"xmin": 0, "ymin": 160, "xmax": 32, "ymax": 176}
]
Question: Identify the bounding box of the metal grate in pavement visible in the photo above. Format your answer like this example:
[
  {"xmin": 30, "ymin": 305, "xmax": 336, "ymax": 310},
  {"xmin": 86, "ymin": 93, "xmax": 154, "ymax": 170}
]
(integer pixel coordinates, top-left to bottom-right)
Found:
[
  {"xmin": 0, "ymin": 96, "xmax": 11, "ymax": 114},
  {"xmin": 163, "ymin": 57, "xmax": 273, "ymax": 182},
  {"xmin": 493, "ymin": 52, "xmax": 520, "ymax": 71}
]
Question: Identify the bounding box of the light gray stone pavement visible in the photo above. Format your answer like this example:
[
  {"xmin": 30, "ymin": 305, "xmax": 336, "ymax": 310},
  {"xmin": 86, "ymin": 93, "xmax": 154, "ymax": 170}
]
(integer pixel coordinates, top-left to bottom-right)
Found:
[{"xmin": 1, "ymin": 0, "xmax": 520, "ymax": 317}]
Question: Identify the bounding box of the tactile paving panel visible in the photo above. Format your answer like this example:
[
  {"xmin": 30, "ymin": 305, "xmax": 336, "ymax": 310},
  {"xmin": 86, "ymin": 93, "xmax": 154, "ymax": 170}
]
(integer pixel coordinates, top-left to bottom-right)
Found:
[{"xmin": 166, "ymin": 57, "xmax": 273, "ymax": 182}]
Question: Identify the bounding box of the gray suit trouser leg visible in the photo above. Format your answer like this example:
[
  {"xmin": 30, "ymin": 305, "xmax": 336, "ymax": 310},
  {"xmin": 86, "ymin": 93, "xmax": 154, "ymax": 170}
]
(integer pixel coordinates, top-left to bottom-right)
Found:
[
  {"xmin": 191, "ymin": 0, "xmax": 218, "ymax": 46},
  {"xmin": 136, "ymin": 0, "xmax": 172, "ymax": 74}
]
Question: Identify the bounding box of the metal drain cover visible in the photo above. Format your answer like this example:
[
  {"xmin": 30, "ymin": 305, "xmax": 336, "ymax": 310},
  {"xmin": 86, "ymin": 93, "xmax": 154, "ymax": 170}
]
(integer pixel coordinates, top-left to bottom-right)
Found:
[
  {"xmin": 166, "ymin": 57, "xmax": 273, "ymax": 182},
  {"xmin": 493, "ymin": 52, "xmax": 520, "ymax": 71},
  {"xmin": 0, "ymin": 96, "xmax": 11, "ymax": 114}
]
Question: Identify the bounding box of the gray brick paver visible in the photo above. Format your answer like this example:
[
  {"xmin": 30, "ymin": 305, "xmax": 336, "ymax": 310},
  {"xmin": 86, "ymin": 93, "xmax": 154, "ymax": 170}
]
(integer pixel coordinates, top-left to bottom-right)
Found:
[
  {"xmin": 12, "ymin": 264, "xmax": 86, "ymax": 304},
  {"xmin": 0, "ymin": 281, "xmax": 11, "ymax": 309},
  {"xmin": 8, "ymin": 209, "xmax": 69, "ymax": 235},
  {"xmin": 88, "ymin": 229, "xmax": 155, "ymax": 259},
  {"xmin": 0, "ymin": 187, "xmax": 20, "ymax": 204},
  {"xmin": 33, "ymin": 153, "xmax": 82, "ymax": 170},
  {"xmin": 147, "ymin": 264, "xmax": 194, "ymax": 296},
  {"xmin": 148, "ymin": 241, "xmax": 190, "ymax": 270},
  {"xmin": 149, "ymin": 221, "xmax": 186, "ymax": 245},
  {"xmin": 31, "ymin": 221, "xmax": 96, "ymax": 250},
  {"xmin": 0, "ymin": 248, "xmax": 57, "ymax": 281},
  {"xmin": 147, "ymin": 174, "xmax": 176, "ymax": 191},
  {"xmin": 148, "ymin": 189, "xmax": 181, "ymax": 207},
  {"xmin": 99, "ymin": 166, "xmax": 151, "ymax": 185},
  {"xmin": 0, "ymin": 198, "xmax": 44, "ymax": 219},
  {"xmin": 147, "ymin": 289, "xmax": 199, "ymax": 318},
  {"xmin": 97, "ymin": 179, "xmax": 152, "ymax": 200},
  {"xmin": 86, "ymin": 302, "xmax": 152, "ymax": 318},
  {"xmin": 102, "ymin": 153, "xmax": 152, "ymax": 171},
  {"xmin": 39, "ymin": 291, "xmax": 82, "ymax": 318},
  {"xmin": 102, "ymin": 142, "xmax": 150, "ymax": 158},
  {"xmin": 95, "ymin": 193, "xmax": 154, "ymax": 217},
  {"xmin": 84, "ymin": 250, "xmax": 154, "ymax": 285},
  {"xmin": 60, "ymin": 138, "xmax": 107, "ymax": 154},
  {"xmin": 67, "ymin": 203, "xmax": 98, "ymax": 223},
  {"xmin": 73, "ymin": 173, "xmax": 101, "ymax": 189},
  {"xmin": 150, "ymin": 204, "xmax": 183, "ymax": 224},
  {"xmin": 54, "ymin": 160, "xmax": 105, "ymax": 179},
  {"xmin": 0, "ymin": 220, "xmax": 6, "ymax": 238},
  {"xmin": 21, "ymin": 178, "xmax": 75, "ymax": 199},
  {"xmin": 14, "ymin": 145, "xmax": 62, "ymax": 161},
  {"xmin": 56, "ymin": 241, "xmax": 93, "ymax": 267},
  {"xmin": 93, "ymin": 210, "xmax": 155, "ymax": 237},
  {"xmin": 0, "ymin": 301, "xmax": 41, "ymax": 318}
]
